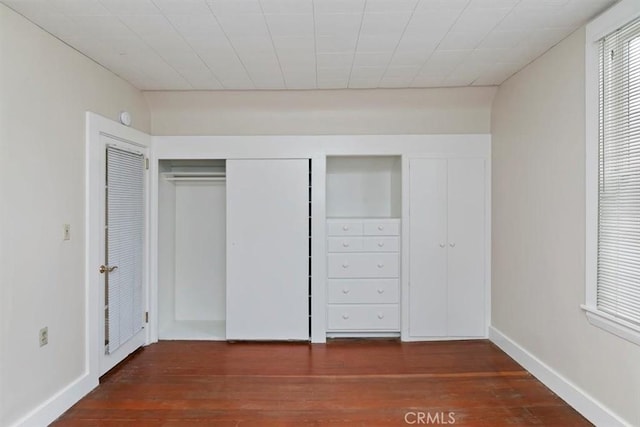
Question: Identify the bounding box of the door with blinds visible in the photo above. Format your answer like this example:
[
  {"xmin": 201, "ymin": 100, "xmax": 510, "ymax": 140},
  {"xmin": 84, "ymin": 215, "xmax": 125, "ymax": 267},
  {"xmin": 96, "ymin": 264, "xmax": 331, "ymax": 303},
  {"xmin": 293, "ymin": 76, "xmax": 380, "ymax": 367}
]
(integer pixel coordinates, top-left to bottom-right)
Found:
[{"xmin": 99, "ymin": 138, "xmax": 148, "ymax": 375}]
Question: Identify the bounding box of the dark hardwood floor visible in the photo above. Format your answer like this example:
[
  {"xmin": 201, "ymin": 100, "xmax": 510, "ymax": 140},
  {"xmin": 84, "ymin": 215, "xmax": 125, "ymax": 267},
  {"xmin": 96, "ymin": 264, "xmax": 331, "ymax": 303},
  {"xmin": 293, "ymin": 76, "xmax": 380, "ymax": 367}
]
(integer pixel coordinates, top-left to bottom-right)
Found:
[{"xmin": 52, "ymin": 340, "xmax": 591, "ymax": 426}]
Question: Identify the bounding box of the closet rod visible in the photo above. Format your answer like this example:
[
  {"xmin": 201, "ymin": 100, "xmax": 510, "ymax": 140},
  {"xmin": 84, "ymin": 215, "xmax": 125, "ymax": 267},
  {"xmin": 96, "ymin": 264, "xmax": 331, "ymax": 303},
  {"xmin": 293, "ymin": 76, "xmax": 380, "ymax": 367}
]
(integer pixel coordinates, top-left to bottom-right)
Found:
[
  {"xmin": 161, "ymin": 171, "xmax": 226, "ymax": 176},
  {"xmin": 164, "ymin": 177, "xmax": 226, "ymax": 182}
]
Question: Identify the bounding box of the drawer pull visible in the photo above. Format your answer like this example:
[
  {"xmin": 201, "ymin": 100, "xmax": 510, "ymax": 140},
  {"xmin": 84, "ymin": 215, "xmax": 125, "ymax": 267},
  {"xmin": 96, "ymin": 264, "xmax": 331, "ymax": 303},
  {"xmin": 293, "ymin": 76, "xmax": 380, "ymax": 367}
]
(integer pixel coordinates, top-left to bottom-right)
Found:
[
  {"xmin": 342, "ymin": 314, "xmax": 350, "ymax": 320},
  {"xmin": 377, "ymin": 313, "xmax": 385, "ymax": 319},
  {"xmin": 378, "ymin": 225, "xmax": 384, "ymax": 231},
  {"xmin": 377, "ymin": 242, "xmax": 384, "ymax": 247},
  {"xmin": 439, "ymin": 243, "xmax": 445, "ymax": 248},
  {"xmin": 377, "ymin": 263, "xmax": 384, "ymax": 268},
  {"xmin": 342, "ymin": 288, "xmax": 350, "ymax": 294},
  {"xmin": 342, "ymin": 263, "xmax": 349, "ymax": 269},
  {"xmin": 342, "ymin": 242, "xmax": 350, "ymax": 247},
  {"xmin": 343, "ymin": 225, "xmax": 349, "ymax": 231},
  {"xmin": 449, "ymin": 242, "xmax": 456, "ymax": 248},
  {"xmin": 377, "ymin": 289, "xmax": 384, "ymax": 294}
]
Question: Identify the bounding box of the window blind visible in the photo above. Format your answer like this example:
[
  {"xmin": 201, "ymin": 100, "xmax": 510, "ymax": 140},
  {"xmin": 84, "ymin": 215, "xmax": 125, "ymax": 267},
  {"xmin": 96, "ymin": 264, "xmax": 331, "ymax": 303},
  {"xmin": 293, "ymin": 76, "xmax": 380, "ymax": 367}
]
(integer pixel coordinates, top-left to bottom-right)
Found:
[
  {"xmin": 598, "ymin": 17, "xmax": 640, "ymax": 327},
  {"xmin": 106, "ymin": 146, "xmax": 145, "ymax": 354}
]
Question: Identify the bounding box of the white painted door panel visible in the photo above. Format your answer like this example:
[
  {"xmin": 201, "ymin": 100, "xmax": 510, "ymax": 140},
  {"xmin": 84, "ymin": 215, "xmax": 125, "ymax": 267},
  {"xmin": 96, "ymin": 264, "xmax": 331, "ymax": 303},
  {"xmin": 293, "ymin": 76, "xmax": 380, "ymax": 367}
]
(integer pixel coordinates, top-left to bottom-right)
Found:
[
  {"xmin": 447, "ymin": 159, "xmax": 485, "ymax": 337},
  {"xmin": 226, "ymin": 159, "xmax": 309, "ymax": 340},
  {"xmin": 408, "ymin": 159, "xmax": 448, "ymax": 337}
]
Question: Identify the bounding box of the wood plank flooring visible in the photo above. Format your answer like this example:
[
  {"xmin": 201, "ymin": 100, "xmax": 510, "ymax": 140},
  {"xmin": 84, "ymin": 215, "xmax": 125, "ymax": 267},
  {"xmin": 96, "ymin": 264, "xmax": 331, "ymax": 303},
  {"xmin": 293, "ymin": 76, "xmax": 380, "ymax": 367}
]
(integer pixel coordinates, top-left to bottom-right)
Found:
[{"xmin": 52, "ymin": 340, "xmax": 591, "ymax": 426}]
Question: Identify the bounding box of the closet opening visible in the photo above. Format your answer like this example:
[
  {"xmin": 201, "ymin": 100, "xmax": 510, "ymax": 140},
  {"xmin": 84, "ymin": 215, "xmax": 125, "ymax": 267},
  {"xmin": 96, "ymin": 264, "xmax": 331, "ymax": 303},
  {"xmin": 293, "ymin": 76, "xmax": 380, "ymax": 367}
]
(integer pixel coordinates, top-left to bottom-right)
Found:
[{"xmin": 158, "ymin": 159, "xmax": 227, "ymax": 340}]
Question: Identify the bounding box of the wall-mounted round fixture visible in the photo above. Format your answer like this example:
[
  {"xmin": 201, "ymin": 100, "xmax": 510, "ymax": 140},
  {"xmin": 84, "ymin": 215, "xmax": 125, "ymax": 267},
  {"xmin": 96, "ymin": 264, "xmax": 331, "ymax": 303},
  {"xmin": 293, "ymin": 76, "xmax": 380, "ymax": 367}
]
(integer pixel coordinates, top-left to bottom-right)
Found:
[{"xmin": 119, "ymin": 111, "xmax": 132, "ymax": 127}]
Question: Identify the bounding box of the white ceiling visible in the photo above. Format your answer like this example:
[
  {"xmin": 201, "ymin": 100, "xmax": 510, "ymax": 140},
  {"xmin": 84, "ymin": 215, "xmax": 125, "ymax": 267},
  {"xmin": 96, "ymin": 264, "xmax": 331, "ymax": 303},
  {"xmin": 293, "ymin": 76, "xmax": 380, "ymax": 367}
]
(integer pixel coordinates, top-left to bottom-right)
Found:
[{"xmin": 2, "ymin": 0, "xmax": 616, "ymax": 91}]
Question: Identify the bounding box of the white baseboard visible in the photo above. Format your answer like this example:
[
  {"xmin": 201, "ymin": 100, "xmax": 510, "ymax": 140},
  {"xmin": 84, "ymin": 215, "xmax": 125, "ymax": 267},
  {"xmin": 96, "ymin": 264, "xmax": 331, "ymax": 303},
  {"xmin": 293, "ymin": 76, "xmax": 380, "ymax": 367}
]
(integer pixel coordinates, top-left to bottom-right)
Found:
[
  {"xmin": 9, "ymin": 372, "xmax": 97, "ymax": 427},
  {"xmin": 489, "ymin": 326, "xmax": 630, "ymax": 427}
]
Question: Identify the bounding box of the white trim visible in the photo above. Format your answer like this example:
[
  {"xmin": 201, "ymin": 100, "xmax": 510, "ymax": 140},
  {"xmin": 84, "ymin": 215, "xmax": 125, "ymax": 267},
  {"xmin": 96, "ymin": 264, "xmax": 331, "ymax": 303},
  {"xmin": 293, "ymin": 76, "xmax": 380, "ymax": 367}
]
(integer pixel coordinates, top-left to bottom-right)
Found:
[
  {"xmin": 584, "ymin": 0, "xmax": 640, "ymax": 340},
  {"xmin": 8, "ymin": 374, "xmax": 97, "ymax": 427},
  {"xmin": 489, "ymin": 327, "xmax": 631, "ymax": 427},
  {"xmin": 310, "ymin": 156, "xmax": 327, "ymax": 343},
  {"xmin": 585, "ymin": 0, "xmax": 640, "ymax": 42},
  {"xmin": 484, "ymin": 155, "xmax": 492, "ymax": 338},
  {"xmin": 581, "ymin": 306, "xmax": 640, "ymax": 346},
  {"xmin": 401, "ymin": 155, "xmax": 410, "ymax": 340}
]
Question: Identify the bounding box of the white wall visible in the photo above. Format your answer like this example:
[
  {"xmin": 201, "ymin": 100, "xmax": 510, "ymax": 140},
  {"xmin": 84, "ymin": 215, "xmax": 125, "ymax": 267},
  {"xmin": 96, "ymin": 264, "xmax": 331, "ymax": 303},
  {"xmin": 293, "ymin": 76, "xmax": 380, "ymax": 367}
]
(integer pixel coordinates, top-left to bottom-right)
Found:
[
  {"xmin": 145, "ymin": 87, "xmax": 496, "ymax": 135},
  {"xmin": 174, "ymin": 182, "xmax": 226, "ymax": 322},
  {"xmin": 0, "ymin": 4, "xmax": 150, "ymax": 426},
  {"xmin": 492, "ymin": 28, "xmax": 640, "ymax": 426}
]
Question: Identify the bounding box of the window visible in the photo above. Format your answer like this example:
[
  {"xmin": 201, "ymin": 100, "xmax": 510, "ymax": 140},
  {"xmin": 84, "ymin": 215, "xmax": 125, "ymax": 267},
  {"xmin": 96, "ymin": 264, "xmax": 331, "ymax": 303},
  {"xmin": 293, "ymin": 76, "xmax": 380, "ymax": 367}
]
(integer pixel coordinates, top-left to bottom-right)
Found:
[{"xmin": 585, "ymin": 1, "xmax": 640, "ymax": 346}]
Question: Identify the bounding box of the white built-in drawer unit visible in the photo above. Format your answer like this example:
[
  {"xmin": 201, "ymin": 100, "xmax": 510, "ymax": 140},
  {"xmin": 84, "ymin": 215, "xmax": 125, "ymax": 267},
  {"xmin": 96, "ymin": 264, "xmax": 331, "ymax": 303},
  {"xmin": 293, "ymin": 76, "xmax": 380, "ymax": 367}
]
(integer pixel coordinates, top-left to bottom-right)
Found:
[{"xmin": 326, "ymin": 218, "xmax": 401, "ymax": 334}]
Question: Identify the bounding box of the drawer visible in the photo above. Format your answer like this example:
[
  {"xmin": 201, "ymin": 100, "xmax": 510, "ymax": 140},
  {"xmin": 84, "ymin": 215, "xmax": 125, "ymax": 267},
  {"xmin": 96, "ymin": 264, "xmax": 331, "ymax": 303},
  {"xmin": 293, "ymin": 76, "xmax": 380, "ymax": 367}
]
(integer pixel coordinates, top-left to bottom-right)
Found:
[
  {"xmin": 363, "ymin": 220, "xmax": 400, "ymax": 236},
  {"xmin": 327, "ymin": 279, "xmax": 399, "ymax": 304},
  {"xmin": 327, "ymin": 237, "xmax": 364, "ymax": 252},
  {"xmin": 327, "ymin": 220, "xmax": 363, "ymax": 236},
  {"xmin": 363, "ymin": 236, "xmax": 400, "ymax": 252},
  {"xmin": 327, "ymin": 305, "xmax": 400, "ymax": 331},
  {"xmin": 328, "ymin": 253, "xmax": 399, "ymax": 278}
]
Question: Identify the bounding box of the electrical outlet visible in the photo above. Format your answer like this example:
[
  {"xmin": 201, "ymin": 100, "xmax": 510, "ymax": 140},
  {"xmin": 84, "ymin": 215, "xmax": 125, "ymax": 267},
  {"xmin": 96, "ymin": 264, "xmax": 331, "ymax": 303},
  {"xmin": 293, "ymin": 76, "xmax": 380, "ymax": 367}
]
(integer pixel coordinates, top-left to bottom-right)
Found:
[
  {"xmin": 63, "ymin": 224, "xmax": 71, "ymax": 241},
  {"xmin": 39, "ymin": 327, "xmax": 48, "ymax": 347}
]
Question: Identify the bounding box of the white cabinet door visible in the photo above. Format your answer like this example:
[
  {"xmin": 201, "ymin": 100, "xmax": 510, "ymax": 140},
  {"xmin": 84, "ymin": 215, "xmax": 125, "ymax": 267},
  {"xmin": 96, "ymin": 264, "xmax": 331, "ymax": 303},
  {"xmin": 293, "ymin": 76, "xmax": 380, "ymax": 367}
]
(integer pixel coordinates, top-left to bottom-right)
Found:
[
  {"xmin": 226, "ymin": 159, "xmax": 309, "ymax": 340},
  {"xmin": 408, "ymin": 158, "xmax": 485, "ymax": 338},
  {"xmin": 447, "ymin": 159, "xmax": 485, "ymax": 337},
  {"xmin": 409, "ymin": 159, "xmax": 448, "ymax": 337}
]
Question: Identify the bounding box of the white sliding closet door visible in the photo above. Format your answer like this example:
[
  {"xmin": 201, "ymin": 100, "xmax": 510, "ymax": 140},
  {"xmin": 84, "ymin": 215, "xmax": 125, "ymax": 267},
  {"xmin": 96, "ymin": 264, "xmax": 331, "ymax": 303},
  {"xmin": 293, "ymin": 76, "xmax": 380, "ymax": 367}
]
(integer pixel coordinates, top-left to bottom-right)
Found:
[{"xmin": 226, "ymin": 159, "xmax": 309, "ymax": 340}]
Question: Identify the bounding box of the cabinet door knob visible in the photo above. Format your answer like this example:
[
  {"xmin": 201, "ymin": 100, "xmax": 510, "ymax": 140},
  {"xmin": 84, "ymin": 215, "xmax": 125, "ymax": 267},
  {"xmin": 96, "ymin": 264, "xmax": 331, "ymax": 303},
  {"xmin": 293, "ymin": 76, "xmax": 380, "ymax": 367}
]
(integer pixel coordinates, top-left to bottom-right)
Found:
[
  {"xmin": 342, "ymin": 314, "xmax": 350, "ymax": 320},
  {"xmin": 342, "ymin": 263, "xmax": 349, "ymax": 268},
  {"xmin": 343, "ymin": 225, "xmax": 349, "ymax": 231},
  {"xmin": 342, "ymin": 288, "xmax": 350, "ymax": 294},
  {"xmin": 378, "ymin": 225, "xmax": 384, "ymax": 231},
  {"xmin": 377, "ymin": 263, "xmax": 384, "ymax": 268},
  {"xmin": 449, "ymin": 242, "xmax": 456, "ymax": 248},
  {"xmin": 342, "ymin": 242, "xmax": 350, "ymax": 247},
  {"xmin": 439, "ymin": 243, "xmax": 445, "ymax": 248},
  {"xmin": 377, "ymin": 289, "xmax": 384, "ymax": 294},
  {"xmin": 377, "ymin": 313, "xmax": 385, "ymax": 319},
  {"xmin": 378, "ymin": 242, "xmax": 384, "ymax": 247}
]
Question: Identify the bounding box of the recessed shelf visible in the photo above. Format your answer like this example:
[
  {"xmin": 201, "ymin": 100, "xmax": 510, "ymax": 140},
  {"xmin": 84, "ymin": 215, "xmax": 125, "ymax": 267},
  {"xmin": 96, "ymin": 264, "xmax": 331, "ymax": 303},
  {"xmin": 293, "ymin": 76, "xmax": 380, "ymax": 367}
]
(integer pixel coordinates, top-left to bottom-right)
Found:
[{"xmin": 326, "ymin": 156, "xmax": 401, "ymax": 218}]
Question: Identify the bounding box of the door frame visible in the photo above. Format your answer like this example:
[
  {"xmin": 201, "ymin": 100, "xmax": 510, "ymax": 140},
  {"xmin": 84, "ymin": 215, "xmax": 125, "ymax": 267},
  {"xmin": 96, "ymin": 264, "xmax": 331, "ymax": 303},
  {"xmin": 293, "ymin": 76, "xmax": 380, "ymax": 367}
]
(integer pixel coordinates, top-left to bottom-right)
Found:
[{"xmin": 86, "ymin": 112, "xmax": 152, "ymax": 380}]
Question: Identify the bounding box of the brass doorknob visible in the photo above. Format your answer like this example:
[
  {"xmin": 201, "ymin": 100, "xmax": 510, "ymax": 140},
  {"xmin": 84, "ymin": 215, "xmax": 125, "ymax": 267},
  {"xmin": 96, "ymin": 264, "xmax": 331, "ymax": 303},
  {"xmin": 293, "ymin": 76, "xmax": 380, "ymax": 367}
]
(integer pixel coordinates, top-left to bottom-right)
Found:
[{"xmin": 99, "ymin": 265, "xmax": 118, "ymax": 274}]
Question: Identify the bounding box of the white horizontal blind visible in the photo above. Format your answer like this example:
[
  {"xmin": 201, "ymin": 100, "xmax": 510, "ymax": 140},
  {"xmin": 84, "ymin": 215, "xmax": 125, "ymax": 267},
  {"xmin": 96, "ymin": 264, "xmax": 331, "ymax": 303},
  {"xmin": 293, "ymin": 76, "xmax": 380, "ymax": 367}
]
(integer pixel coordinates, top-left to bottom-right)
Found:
[
  {"xmin": 598, "ymin": 17, "xmax": 640, "ymax": 327},
  {"xmin": 106, "ymin": 146, "xmax": 145, "ymax": 354}
]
